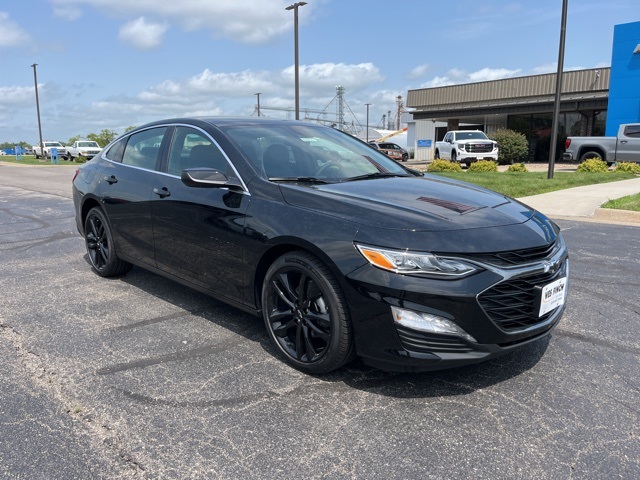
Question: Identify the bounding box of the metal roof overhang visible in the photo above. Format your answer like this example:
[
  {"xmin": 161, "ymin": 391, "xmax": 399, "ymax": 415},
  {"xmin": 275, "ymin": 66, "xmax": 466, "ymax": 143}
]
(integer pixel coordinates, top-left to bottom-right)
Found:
[{"xmin": 411, "ymin": 93, "xmax": 609, "ymax": 120}]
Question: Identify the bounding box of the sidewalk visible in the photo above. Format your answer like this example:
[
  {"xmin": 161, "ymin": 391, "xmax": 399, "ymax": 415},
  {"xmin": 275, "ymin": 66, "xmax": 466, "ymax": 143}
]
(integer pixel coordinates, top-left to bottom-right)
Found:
[{"xmin": 517, "ymin": 176, "xmax": 640, "ymax": 224}]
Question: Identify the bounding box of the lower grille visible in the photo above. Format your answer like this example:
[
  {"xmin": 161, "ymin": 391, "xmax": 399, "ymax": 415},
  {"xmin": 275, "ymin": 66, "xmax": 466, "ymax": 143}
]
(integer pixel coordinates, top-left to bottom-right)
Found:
[
  {"xmin": 478, "ymin": 261, "xmax": 567, "ymax": 331},
  {"xmin": 396, "ymin": 325, "xmax": 473, "ymax": 354}
]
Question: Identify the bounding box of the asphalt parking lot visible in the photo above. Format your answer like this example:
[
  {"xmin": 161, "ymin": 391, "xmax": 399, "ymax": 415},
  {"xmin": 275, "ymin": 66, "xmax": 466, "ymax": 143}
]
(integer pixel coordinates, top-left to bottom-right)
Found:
[{"xmin": 0, "ymin": 165, "xmax": 639, "ymax": 479}]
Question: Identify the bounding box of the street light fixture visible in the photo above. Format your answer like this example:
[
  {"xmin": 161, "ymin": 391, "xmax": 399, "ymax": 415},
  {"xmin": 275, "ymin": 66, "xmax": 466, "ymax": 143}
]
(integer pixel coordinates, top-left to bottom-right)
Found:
[{"xmin": 285, "ymin": 2, "xmax": 307, "ymax": 120}]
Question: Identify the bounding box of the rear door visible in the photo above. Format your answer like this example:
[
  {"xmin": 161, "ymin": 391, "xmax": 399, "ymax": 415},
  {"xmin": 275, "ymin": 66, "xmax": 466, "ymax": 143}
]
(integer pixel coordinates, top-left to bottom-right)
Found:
[
  {"xmin": 616, "ymin": 125, "xmax": 640, "ymax": 162},
  {"xmin": 100, "ymin": 126, "xmax": 168, "ymax": 267}
]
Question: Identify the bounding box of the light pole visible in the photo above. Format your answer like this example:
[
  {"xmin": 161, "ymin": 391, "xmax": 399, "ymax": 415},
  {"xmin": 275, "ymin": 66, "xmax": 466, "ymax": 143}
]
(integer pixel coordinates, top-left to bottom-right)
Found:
[
  {"xmin": 365, "ymin": 103, "xmax": 371, "ymax": 142},
  {"xmin": 285, "ymin": 2, "xmax": 306, "ymax": 120},
  {"xmin": 31, "ymin": 63, "xmax": 44, "ymax": 159},
  {"xmin": 548, "ymin": 0, "xmax": 568, "ymax": 179},
  {"xmin": 255, "ymin": 92, "xmax": 261, "ymax": 117}
]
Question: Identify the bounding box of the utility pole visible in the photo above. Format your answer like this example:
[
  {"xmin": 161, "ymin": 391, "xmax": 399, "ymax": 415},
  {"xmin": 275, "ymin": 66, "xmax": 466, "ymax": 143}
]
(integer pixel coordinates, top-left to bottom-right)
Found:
[
  {"xmin": 365, "ymin": 103, "xmax": 371, "ymax": 142},
  {"xmin": 255, "ymin": 92, "xmax": 261, "ymax": 117},
  {"xmin": 548, "ymin": 0, "xmax": 568, "ymax": 179},
  {"xmin": 31, "ymin": 63, "xmax": 44, "ymax": 158},
  {"xmin": 285, "ymin": 2, "xmax": 307, "ymax": 120},
  {"xmin": 396, "ymin": 95, "xmax": 403, "ymax": 130}
]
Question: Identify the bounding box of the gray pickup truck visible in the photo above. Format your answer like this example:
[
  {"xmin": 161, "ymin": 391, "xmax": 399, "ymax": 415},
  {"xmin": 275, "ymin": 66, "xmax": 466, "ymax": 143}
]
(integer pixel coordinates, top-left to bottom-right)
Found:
[{"xmin": 563, "ymin": 123, "xmax": 640, "ymax": 165}]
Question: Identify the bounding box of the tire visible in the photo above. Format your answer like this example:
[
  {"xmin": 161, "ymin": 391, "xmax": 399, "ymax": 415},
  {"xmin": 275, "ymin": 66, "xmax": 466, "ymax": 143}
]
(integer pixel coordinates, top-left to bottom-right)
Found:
[
  {"xmin": 579, "ymin": 151, "xmax": 603, "ymax": 163},
  {"xmin": 68, "ymin": 154, "xmax": 74, "ymax": 161},
  {"xmin": 84, "ymin": 207, "xmax": 132, "ymax": 277},
  {"xmin": 434, "ymin": 149, "xmax": 440, "ymax": 160},
  {"xmin": 402, "ymin": 153, "xmax": 408, "ymax": 162},
  {"xmin": 261, "ymin": 251, "xmax": 355, "ymax": 374},
  {"xmin": 451, "ymin": 151, "xmax": 457, "ymax": 163}
]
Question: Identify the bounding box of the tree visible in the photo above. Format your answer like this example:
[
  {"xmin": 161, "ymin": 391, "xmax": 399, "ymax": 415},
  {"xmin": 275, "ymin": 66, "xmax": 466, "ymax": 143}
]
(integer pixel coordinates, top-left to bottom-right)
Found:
[
  {"xmin": 489, "ymin": 128, "xmax": 529, "ymax": 165},
  {"xmin": 87, "ymin": 129, "xmax": 119, "ymax": 147}
]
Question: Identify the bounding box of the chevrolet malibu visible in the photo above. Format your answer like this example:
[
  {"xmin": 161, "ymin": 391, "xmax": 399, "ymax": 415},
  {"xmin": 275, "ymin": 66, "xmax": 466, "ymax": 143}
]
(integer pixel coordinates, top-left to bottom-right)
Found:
[{"xmin": 72, "ymin": 117, "xmax": 568, "ymax": 374}]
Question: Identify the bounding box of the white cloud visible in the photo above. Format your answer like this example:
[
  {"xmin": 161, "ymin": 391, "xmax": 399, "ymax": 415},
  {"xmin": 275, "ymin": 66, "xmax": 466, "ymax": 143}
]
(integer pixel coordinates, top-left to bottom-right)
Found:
[
  {"xmin": 420, "ymin": 67, "xmax": 521, "ymax": 88},
  {"xmin": 284, "ymin": 63, "xmax": 384, "ymax": 91},
  {"xmin": 0, "ymin": 85, "xmax": 37, "ymax": 108},
  {"xmin": 0, "ymin": 12, "xmax": 31, "ymax": 47},
  {"xmin": 51, "ymin": 0, "xmax": 309, "ymax": 44},
  {"xmin": 118, "ymin": 17, "xmax": 168, "ymax": 50},
  {"xmin": 52, "ymin": 6, "xmax": 82, "ymax": 21},
  {"xmin": 406, "ymin": 64, "xmax": 430, "ymax": 80}
]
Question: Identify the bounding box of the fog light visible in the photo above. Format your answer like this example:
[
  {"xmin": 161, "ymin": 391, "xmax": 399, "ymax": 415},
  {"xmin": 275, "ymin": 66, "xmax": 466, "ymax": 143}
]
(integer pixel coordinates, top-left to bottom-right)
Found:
[{"xmin": 391, "ymin": 306, "xmax": 476, "ymax": 343}]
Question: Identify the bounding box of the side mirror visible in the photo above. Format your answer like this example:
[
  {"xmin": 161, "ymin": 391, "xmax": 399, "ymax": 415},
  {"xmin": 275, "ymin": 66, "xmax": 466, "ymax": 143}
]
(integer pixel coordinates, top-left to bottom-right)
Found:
[{"xmin": 181, "ymin": 168, "xmax": 243, "ymax": 190}]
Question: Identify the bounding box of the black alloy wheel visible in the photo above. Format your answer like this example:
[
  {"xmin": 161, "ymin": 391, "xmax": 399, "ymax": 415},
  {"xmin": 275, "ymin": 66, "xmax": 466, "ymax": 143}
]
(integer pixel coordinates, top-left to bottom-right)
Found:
[
  {"xmin": 84, "ymin": 207, "xmax": 132, "ymax": 277},
  {"xmin": 262, "ymin": 252, "xmax": 354, "ymax": 374}
]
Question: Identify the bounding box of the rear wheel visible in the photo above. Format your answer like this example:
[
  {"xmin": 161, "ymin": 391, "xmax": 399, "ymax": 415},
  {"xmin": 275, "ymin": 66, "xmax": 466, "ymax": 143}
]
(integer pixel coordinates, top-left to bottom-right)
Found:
[
  {"xmin": 84, "ymin": 207, "xmax": 132, "ymax": 277},
  {"xmin": 434, "ymin": 149, "xmax": 440, "ymax": 159},
  {"xmin": 262, "ymin": 251, "xmax": 354, "ymax": 374},
  {"xmin": 579, "ymin": 151, "xmax": 603, "ymax": 163}
]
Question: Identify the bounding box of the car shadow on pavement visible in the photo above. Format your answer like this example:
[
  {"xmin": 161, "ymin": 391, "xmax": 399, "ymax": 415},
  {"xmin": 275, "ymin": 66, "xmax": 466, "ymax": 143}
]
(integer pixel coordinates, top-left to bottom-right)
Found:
[{"xmin": 101, "ymin": 262, "xmax": 550, "ymax": 400}]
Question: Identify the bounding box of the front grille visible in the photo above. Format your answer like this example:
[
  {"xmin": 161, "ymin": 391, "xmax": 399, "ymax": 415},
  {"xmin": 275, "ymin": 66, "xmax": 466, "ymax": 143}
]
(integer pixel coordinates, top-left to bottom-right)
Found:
[
  {"xmin": 396, "ymin": 325, "xmax": 473, "ymax": 354},
  {"xmin": 478, "ymin": 261, "xmax": 567, "ymax": 331},
  {"xmin": 466, "ymin": 143, "xmax": 493, "ymax": 153}
]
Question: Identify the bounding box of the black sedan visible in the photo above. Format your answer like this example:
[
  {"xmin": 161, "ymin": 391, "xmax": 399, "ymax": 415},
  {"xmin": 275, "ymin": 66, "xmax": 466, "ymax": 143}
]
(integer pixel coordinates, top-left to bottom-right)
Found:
[{"xmin": 72, "ymin": 117, "xmax": 568, "ymax": 374}]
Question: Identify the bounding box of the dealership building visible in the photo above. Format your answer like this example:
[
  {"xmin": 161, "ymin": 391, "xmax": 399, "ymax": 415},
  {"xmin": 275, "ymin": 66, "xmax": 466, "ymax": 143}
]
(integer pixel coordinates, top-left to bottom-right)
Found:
[{"xmin": 405, "ymin": 20, "xmax": 640, "ymax": 162}]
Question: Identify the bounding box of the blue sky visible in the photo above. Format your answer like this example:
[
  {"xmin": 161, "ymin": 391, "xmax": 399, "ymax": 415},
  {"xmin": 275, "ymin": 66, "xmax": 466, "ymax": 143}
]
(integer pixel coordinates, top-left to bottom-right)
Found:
[{"xmin": 0, "ymin": 0, "xmax": 637, "ymax": 144}]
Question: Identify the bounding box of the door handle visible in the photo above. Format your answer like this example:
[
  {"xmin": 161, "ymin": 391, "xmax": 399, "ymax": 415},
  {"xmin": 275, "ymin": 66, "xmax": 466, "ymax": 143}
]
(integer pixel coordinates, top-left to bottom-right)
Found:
[
  {"xmin": 153, "ymin": 187, "xmax": 171, "ymax": 198},
  {"xmin": 620, "ymin": 140, "xmax": 628, "ymax": 144},
  {"xmin": 105, "ymin": 175, "xmax": 118, "ymax": 184}
]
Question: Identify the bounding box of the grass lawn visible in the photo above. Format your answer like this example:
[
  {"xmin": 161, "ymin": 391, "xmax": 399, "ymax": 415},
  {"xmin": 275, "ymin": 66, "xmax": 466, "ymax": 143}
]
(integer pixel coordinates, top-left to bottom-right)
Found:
[
  {"xmin": 602, "ymin": 193, "xmax": 640, "ymax": 211},
  {"xmin": 428, "ymin": 171, "xmax": 638, "ymax": 198},
  {"xmin": 0, "ymin": 155, "xmax": 83, "ymax": 165}
]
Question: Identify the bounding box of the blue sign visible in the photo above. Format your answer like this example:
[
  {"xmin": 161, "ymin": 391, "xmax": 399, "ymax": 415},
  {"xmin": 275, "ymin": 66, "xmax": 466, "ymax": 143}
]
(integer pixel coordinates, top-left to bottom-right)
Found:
[{"xmin": 417, "ymin": 139, "xmax": 432, "ymax": 147}]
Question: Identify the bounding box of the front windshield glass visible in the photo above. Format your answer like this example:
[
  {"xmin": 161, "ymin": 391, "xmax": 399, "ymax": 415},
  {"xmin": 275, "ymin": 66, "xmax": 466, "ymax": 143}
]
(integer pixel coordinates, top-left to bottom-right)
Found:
[
  {"xmin": 221, "ymin": 122, "xmax": 409, "ymax": 182},
  {"xmin": 456, "ymin": 131, "xmax": 488, "ymax": 140},
  {"xmin": 78, "ymin": 141, "xmax": 100, "ymax": 148}
]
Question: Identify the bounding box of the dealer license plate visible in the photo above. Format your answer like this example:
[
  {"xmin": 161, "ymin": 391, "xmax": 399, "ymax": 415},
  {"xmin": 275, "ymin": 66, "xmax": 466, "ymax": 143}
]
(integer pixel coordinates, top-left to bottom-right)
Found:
[{"xmin": 538, "ymin": 277, "xmax": 567, "ymax": 317}]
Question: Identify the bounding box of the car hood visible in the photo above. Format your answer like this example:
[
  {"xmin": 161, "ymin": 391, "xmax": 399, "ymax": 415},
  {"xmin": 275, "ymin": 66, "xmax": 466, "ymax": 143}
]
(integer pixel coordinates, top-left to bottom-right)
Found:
[{"xmin": 278, "ymin": 175, "xmax": 535, "ymax": 232}]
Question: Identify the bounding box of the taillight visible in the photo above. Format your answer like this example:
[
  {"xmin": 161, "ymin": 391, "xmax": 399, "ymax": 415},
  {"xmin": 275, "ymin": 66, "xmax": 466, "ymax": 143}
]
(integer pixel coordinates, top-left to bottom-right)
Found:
[
  {"xmin": 565, "ymin": 138, "xmax": 571, "ymax": 149},
  {"xmin": 72, "ymin": 168, "xmax": 79, "ymax": 182}
]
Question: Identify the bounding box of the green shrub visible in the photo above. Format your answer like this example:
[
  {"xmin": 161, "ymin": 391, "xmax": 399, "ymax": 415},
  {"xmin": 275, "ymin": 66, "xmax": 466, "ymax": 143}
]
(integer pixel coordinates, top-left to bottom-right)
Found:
[
  {"xmin": 427, "ymin": 159, "xmax": 462, "ymax": 172},
  {"xmin": 614, "ymin": 162, "xmax": 640, "ymax": 174},
  {"xmin": 506, "ymin": 163, "xmax": 528, "ymax": 173},
  {"xmin": 489, "ymin": 128, "xmax": 529, "ymax": 165},
  {"xmin": 468, "ymin": 160, "xmax": 498, "ymax": 172},
  {"xmin": 576, "ymin": 158, "xmax": 609, "ymax": 173},
  {"xmin": 75, "ymin": 156, "xmax": 88, "ymax": 164}
]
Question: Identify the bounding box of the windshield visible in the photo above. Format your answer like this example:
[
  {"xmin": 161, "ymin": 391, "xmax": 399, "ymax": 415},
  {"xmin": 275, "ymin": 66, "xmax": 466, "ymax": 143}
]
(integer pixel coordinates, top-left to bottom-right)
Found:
[
  {"xmin": 222, "ymin": 123, "xmax": 409, "ymax": 182},
  {"xmin": 45, "ymin": 142, "xmax": 62, "ymax": 147},
  {"xmin": 455, "ymin": 131, "xmax": 488, "ymax": 140},
  {"xmin": 78, "ymin": 141, "xmax": 100, "ymax": 148}
]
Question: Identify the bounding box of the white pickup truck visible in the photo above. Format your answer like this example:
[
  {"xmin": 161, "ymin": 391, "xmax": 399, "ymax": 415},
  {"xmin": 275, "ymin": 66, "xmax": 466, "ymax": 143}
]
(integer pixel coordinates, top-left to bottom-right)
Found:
[
  {"xmin": 66, "ymin": 140, "xmax": 102, "ymax": 160},
  {"xmin": 563, "ymin": 123, "xmax": 640, "ymax": 165},
  {"xmin": 33, "ymin": 141, "xmax": 68, "ymax": 160},
  {"xmin": 434, "ymin": 130, "xmax": 498, "ymax": 166}
]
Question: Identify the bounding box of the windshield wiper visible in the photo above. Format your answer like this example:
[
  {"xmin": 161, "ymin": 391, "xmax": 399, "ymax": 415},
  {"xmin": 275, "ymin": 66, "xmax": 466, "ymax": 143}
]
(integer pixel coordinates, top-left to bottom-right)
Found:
[
  {"xmin": 268, "ymin": 176, "xmax": 331, "ymax": 184},
  {"xmin": 342, "ymin": 172, "xmax": 410, "ymax": 182}
]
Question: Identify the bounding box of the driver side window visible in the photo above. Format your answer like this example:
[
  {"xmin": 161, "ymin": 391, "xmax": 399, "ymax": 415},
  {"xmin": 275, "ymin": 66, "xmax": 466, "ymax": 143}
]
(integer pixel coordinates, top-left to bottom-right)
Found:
[{"xmin": 167, "ymin": 127, "xmax": 228, "ymax": 176}]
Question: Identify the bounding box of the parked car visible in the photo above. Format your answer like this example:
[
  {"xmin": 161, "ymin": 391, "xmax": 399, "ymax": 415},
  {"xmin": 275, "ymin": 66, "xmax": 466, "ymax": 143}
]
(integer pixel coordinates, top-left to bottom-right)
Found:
[
  {"xmin": 67, "ymin": 140, "xmax": 102, "ymax": 161},
  {"xmin": 563, "ymin": 123, "xmax": 640, "ymax": 165},
  {"xmin": 375, "ymin": 142, "xmax": 409, "ymax": 162},
  {"xmin": 33, "ymin": 141, "xmax": 68, "ymax": 160},
  {"xmin": 73, "ymin": 117, "xmax": 568, "ymax": 374},
  {"xmin": 434, "ymin": 130, "xmax": 498, "ymax": 166}
]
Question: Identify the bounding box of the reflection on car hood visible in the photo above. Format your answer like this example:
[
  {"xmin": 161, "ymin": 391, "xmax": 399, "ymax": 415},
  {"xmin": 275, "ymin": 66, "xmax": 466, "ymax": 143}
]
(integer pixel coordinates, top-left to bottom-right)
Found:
[{"xmin": 278, "ymin": 175, "xmax": 535, "ymax": 232}]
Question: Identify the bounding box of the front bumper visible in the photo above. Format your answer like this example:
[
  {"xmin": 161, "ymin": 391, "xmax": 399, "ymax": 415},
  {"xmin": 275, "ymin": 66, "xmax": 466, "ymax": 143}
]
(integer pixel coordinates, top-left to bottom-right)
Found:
[{"xmin": 344, "ymin": 242, "xmax": 568, "ymax": 372}]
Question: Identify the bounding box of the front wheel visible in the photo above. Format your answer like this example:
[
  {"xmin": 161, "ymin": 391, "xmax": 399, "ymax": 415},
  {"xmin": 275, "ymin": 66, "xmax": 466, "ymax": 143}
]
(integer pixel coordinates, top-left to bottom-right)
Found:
[
  {"xmin": 84, "ymin": 207, "xmax": 132, "ymax": 277},
  {"xmin": 262, "ymin": 251, "xmax": 354, "ymax": 374},
  {"xmin": 434, "ymin": 149, "xmax": 440, "ymax": 159},
  {"xmin": 451, "ymin": 151, "xmax": 457, "ymax": 163}
]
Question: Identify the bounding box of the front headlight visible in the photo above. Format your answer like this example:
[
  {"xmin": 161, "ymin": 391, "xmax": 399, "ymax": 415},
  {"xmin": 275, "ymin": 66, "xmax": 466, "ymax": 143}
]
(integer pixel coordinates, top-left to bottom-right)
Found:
[
  {"xmin": 355, "ymin": 244, "xmax": 480, "ymax": 277},
  {"xmin": 456, "ymin": 143, "xmax": 465, "ymax": 151}
]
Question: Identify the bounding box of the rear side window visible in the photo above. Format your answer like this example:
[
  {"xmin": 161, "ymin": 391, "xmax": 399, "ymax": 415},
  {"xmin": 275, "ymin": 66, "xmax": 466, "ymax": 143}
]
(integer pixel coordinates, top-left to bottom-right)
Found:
[
  {"xmin": 623, "ymin": 125, "xmax": 640, "ymax": 138},
  {"xmin": 122, "ymin": 127, "xmax": 167, "ymax": 170},
  {"xmin": 104, "ymin": 139, "xmax": 126, "ymax": 162}
]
